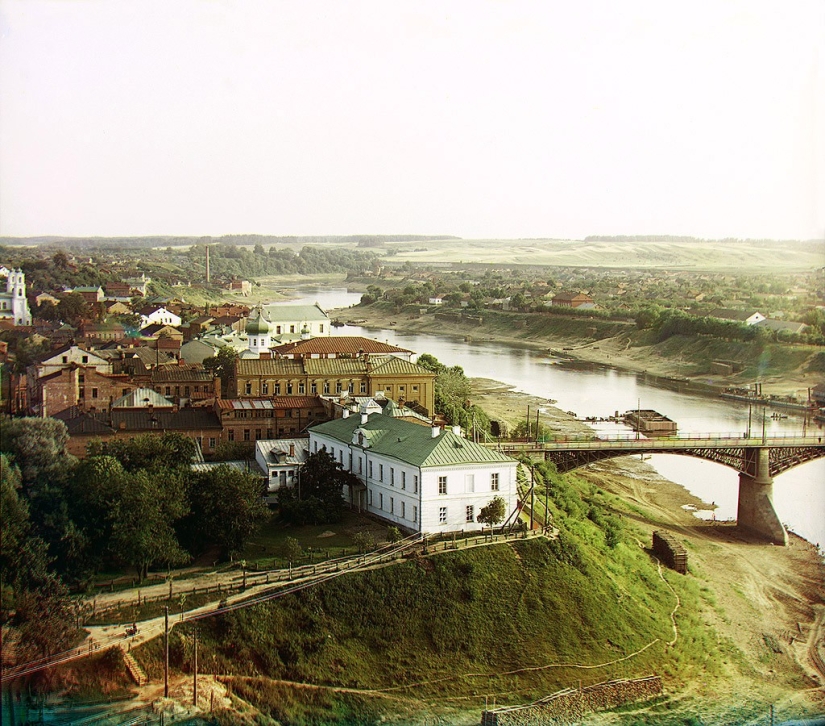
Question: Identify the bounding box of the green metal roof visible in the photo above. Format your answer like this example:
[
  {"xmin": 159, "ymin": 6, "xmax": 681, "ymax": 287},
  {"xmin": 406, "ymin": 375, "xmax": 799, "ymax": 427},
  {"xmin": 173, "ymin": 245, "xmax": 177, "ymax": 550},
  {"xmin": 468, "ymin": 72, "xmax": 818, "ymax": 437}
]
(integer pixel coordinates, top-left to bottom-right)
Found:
[
  {"xmin": 262, "ymin": 303, "xmax": 329, "ymax": 322},
  {"xmin": 310, "ymin": 413, "xmax": 514, "ymax": 468},
  {"xmin": 369, "ymin": 357, "xmax": 434, "ymax": 376}
]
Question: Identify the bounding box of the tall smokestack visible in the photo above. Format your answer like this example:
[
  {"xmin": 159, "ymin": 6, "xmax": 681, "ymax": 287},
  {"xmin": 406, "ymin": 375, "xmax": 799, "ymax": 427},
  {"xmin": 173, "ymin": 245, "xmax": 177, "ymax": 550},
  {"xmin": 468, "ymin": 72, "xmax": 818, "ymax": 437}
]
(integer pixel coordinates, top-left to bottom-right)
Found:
[{"xmin": 205, "ymin": 245, "xmax": 211, "ymax": 284}]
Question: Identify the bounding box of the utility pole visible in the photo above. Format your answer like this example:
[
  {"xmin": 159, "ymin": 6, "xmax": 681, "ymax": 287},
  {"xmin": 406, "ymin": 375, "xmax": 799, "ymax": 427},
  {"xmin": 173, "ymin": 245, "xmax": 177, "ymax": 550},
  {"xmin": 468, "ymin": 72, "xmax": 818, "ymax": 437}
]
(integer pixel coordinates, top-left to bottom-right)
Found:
[
  {"xmin": 529, "ymin": 464, "xmax": 535, "ymax": 531},
  {"xmin": 526, "ymin": 405, "xmax": 530, "ymax": 441},
  {"xmin": 535, "ymin": 408, "xmax": 540, "ymax": 444},
  {"xmin": 164, "ymin": 606, "xmax": 169, "ymax": 698},
  {"xmin": 193, "ymin": 626, "xmax": 198, "ymax": 707},
  {"xmin": 762, "ymin": 410, "xmax": 767, "ymax": 445}
]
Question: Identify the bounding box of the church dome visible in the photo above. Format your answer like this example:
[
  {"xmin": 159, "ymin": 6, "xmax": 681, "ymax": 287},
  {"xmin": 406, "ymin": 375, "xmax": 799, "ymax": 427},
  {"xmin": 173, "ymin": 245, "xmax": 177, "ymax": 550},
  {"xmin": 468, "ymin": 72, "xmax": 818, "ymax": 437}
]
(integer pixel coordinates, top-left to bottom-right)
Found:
[{"xmin": 246, "ymin": 307, "xmax": 271, "ymax": 335}]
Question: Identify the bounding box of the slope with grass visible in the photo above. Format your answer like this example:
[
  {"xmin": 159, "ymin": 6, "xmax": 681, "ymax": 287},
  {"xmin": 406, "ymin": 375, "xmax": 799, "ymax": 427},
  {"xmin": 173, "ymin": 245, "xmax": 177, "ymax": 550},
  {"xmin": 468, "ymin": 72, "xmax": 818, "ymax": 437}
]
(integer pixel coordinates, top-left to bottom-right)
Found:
[{"xmin": 127, "ymin": 470, "xmax": 823, "ymax": 725}]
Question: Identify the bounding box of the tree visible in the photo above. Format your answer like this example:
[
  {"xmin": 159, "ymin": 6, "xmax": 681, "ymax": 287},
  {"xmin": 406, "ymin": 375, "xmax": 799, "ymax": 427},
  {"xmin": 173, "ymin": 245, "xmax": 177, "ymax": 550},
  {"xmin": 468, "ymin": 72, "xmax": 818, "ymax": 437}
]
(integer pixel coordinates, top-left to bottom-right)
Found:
[
  {"xmin": 202, "ymin": 346, "xmax": 238, "ymax": 397},
  {"xmin": 386, "ymin": 526, "xmax": 402, "ymax": 544},
  {"xmin": 89, "ymin": 432, "xmax": 196, "ymax": 473},
  {"xmin": 0, "ymin": 417, "xmax": 76, "ymax": 493},
  {"xmin": 109, "ymin": 469, "xmax": 190, "ymax": 580},
  {"xmin": 278, "ymin": 450, "xmax": 356, "ymax": 525},
  {"xmin": 353, "ymin": 531, "xmax": 375, "ymax": 553},
  {"xmin": 183, "ymin": 465, "xmax": 270, "ymax": 559},
  {"xmin": 477, "ymin": 496, "xmax": 506, "ymax": 528},
  {"xmin": 282, "ymin": 536, "xmax": 302, "ymax": 565}
]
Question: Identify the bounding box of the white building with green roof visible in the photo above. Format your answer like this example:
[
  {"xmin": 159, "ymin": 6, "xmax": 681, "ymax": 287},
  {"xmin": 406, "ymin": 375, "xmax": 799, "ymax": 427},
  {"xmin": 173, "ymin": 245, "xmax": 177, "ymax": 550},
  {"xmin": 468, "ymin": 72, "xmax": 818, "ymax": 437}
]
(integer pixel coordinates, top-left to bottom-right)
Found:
[{"xmin": 309, "ymin": 409, "xmax": 518, "ymax": 534}]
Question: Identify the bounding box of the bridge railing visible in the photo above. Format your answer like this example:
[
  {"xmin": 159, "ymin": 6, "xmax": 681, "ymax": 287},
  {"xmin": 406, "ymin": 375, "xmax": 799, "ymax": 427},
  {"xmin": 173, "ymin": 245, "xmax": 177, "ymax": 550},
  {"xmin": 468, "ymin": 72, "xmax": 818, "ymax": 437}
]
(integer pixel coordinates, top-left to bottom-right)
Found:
[{"xmin": 491, "ymin": 432, "xmax": 823, "ymax": 450}]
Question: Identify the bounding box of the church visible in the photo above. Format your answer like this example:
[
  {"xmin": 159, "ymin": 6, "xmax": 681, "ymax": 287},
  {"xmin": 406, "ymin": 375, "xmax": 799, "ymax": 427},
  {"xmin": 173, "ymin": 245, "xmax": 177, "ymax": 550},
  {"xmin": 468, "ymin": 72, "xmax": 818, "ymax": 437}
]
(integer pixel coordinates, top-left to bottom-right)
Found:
[{"xmin": 0, "ymin": 268, "xmax": 33, "ymax": 326}]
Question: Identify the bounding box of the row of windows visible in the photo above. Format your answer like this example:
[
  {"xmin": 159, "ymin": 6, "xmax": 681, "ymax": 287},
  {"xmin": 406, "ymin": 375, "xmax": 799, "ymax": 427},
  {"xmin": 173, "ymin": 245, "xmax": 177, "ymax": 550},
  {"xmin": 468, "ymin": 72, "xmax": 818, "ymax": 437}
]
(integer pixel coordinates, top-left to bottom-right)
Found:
[
  {"xmin": 369, "ymin": 489, "xmax": 418, "ymax": 522},
  {"xmin": 230, "ymin": 409, "xmax": 310, "ymax": 419},
  {"xmin": 370, "ymin": 461, "xmax": 419, "ymax": 493},
  {"xmin": 438, "ymin": 505, "xmax": 476, "ymax": 525},
  {"xmin": 157, "ymin": 385, "xmax": 209, "ymax": 397},
  {"xmin": 438, "ymin": 472, "xmax": 499, "ymax": 495},
  {"xmin": 227, "ymin": 427, "xmax": 298, "ymax": 441},
  {"xmin": 246, "ymin": 380, "xmax": 369, "ymax": 396}
]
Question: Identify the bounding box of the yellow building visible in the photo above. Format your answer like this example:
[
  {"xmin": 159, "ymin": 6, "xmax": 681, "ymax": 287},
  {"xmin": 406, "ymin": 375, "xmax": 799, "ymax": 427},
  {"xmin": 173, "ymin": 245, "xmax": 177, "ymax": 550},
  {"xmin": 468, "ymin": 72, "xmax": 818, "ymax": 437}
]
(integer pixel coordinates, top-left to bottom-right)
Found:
[{"xmin": 231, "ymin": 355, "xmax": 436, "ymax": 416}]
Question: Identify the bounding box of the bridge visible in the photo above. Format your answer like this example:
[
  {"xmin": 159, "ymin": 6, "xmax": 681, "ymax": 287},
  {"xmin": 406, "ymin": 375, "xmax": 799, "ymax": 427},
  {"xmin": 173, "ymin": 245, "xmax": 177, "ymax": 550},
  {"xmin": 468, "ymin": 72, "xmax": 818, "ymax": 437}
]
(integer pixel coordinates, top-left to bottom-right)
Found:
[{"xmin": 494, "ymin": 434, "xmax": 825, "ymax": 545}]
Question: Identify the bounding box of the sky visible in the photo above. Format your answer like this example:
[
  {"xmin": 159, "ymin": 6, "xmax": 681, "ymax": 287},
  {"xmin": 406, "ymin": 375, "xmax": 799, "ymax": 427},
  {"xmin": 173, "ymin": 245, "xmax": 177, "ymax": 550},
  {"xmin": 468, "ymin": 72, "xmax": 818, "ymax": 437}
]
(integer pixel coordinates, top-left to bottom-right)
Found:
[{"xmin": 0, "ymin": 0, "xmax": 823, "ymax": 241}]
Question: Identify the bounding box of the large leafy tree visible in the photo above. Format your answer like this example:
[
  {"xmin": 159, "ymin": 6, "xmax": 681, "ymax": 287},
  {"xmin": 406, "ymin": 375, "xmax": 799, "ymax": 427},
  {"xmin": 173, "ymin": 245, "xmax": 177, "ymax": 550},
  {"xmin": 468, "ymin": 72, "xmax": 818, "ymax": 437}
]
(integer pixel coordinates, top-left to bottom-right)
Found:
[
  {"xmin": 477, "ymin": 496, "xmax": 507, "ymax": 528},
  {"xmin": 202, "ymin": 346, "xmax": 239, "ymax": 397},
  {"xmin": 278, "ymin": 449, "xmax": 356, "ymax": 525},
  {"xmin": 88, "ymin": 432, "xmax": 196, "ymax": 473},
  {"xmin": 181, "ymin": 465, "xmax": 270, "ymax": 559},
  {"xmin": 0, "ymin": 417, "xmax": 76, "ymax": 494}
]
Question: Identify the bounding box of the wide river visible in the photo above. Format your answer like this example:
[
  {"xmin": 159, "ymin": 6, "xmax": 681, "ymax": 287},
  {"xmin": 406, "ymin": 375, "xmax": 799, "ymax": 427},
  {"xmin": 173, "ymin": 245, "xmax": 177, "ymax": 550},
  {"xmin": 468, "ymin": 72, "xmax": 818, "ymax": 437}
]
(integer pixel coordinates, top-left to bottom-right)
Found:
[{"xmin": 278, "ymin": 287, "xmax": 825, "ymax": 548}]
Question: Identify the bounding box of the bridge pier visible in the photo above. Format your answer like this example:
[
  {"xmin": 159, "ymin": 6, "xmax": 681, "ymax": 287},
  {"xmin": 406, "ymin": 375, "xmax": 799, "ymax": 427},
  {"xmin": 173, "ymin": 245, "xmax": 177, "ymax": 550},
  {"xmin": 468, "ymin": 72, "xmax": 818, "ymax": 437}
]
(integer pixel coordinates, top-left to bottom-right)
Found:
[{"xmin": 737, "ymin": 448, "xmax": 787, "ymax": 545}]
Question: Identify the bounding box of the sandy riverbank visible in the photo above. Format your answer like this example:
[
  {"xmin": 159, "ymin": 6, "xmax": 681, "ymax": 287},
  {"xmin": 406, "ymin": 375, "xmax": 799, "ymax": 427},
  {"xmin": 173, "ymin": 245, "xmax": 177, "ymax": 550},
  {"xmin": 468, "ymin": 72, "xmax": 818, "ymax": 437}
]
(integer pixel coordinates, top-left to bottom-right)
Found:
[
  {"xmin": 471, "ymin": 377, "xmax": 825, "ymax": 721},
  {"xmin": 329, "ymin": 304, "xmax": 821, "ymax": 401}
]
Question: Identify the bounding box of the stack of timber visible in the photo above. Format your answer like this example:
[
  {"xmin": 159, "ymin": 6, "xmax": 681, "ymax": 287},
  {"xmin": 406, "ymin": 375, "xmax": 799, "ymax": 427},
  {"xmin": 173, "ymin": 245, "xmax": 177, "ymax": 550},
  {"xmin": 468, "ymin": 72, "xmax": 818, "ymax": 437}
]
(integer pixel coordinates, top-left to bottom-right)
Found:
[
  {"xmin": 624, "ymin": 409, "xmax": 677, "ymax": 436},
  {"xmin": 653, "ymin": 530, "xmax": 688, "ymax": 574}
]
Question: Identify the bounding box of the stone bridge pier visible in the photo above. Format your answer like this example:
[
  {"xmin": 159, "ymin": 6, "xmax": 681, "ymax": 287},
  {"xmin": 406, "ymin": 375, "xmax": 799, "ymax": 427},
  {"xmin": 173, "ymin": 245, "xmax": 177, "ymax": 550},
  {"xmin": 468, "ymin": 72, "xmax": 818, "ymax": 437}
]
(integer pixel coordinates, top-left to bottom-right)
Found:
[{"xmin": 737, "ymin": 447, "xmax": 787, "ymax": 545}]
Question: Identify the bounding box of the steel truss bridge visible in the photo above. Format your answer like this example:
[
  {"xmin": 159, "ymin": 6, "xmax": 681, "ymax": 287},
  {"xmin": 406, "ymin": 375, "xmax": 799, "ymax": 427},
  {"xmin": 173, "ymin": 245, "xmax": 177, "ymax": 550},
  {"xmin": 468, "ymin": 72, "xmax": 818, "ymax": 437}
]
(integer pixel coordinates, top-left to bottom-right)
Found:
[{"xmin": 493, "ymin": 434, "xmax": 825, "ymax": 544}]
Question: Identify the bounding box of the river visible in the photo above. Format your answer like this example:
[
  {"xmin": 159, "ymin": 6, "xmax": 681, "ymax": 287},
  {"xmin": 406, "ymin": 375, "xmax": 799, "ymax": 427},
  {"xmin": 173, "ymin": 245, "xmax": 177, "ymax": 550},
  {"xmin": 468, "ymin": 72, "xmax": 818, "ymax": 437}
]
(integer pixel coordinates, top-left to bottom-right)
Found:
[{"xmin": 278, "ymin": 286, "xmax": 825, "ymax": 548}]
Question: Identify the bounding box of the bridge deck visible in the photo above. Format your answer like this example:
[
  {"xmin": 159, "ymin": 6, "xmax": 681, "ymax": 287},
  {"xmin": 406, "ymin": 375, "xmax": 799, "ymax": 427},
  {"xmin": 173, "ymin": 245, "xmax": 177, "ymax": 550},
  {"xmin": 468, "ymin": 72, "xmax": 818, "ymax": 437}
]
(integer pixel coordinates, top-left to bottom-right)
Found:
[{"xmin": 494, "ymin": 435, "xmax": 823, "ymax": 453}]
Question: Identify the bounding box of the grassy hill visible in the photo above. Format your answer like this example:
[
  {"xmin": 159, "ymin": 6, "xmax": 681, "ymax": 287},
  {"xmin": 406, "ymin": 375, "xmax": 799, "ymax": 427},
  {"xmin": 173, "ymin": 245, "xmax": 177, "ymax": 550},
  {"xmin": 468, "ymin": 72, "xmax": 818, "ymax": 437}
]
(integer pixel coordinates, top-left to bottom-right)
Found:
[{"xmin": 131, "ymin": 472, "xmax": 777, "ymax": 725}]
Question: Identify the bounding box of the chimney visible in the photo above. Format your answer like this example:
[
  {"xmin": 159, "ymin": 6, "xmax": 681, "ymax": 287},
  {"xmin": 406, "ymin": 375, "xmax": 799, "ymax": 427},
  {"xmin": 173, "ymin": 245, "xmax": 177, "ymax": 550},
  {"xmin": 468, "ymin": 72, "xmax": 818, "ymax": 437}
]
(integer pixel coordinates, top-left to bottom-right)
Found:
[
  {"xmin": 342, "ymin": 409, "xmax": 350, "ymax": 419},
  {"xmin": 431, "ymin": 424, "xmax": 441, "ymax": 438},
  {"xmin": 452, "ymin": 425, "xmax": 462, "ymax": 436},
  {"xmin": 178, "ymin": 357, "xmax": 186, "ymax": 366},
  {"xmin": 260, "ymin": 352, "xmax": 271, "ymax": 360},
  {"xmin": 361, "ymin": 411, "xmax": 369, "ymax": 424},
  {"xmin": 289, "ymin": 443, "xmax": 295, "ymax": 457}
]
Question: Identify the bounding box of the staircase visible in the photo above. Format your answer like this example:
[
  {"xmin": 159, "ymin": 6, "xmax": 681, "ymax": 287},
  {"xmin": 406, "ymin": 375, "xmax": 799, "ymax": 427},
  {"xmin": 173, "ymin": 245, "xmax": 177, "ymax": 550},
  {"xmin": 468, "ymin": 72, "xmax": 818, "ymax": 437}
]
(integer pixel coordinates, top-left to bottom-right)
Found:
[{"xmin": 121, "ymin": 648, "xmax": 149, "ymax": 687}]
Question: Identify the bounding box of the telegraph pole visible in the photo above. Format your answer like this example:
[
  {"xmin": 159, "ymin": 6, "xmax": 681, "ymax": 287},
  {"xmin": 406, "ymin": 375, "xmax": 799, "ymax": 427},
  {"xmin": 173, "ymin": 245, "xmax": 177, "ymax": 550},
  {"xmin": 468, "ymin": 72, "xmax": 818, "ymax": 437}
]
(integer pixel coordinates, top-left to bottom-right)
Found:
[
  {"xmin": 193, "ymin": 626, "xmax": 198, "ymax": 707},
  {"xmin": 529, "ymin": 464, "xmax": 535, "ymax": 531},
  {"xmin": 164, "ymin": 606, "xmax": 169, "ymax": 698}
]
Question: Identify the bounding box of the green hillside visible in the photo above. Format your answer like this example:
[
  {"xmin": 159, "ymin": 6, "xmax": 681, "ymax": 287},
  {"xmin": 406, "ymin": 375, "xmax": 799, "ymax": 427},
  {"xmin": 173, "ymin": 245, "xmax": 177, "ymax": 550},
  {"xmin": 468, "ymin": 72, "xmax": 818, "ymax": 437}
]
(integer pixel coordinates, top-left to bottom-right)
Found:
[{"xmin": 133, "ymin": 474, "xmax": 752, "ymax": 724}]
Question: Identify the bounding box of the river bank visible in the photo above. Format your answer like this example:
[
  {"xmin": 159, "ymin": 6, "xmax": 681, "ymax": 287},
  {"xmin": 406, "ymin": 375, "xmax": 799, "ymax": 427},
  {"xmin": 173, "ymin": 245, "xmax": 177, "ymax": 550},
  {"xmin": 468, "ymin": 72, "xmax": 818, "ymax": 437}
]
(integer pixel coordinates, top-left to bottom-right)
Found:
[
  {"xmin": 329, "ymin": 303, "xmax": 821, "ymax": 403},
  {"xmin": 469, "ymin": 377, "xmax": 825, "ymax": 722}
]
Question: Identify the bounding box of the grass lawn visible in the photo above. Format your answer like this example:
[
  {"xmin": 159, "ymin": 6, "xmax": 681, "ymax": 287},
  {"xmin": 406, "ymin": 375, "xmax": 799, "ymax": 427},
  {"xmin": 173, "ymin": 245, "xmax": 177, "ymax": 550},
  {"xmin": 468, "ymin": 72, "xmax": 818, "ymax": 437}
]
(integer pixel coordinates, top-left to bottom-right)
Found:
[{"xmin": 239, "ymin": 510, "xmax": 392, "ymax": 570}]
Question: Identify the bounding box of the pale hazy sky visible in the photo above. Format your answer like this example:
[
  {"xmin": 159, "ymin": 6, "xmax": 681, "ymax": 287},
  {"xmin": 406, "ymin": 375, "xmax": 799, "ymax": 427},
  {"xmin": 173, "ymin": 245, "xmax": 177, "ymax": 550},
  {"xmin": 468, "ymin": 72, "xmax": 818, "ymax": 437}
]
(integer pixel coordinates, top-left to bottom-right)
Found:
[{"xmin": 1, "ymin": 0, "xmax": 823, "ymax": 240}]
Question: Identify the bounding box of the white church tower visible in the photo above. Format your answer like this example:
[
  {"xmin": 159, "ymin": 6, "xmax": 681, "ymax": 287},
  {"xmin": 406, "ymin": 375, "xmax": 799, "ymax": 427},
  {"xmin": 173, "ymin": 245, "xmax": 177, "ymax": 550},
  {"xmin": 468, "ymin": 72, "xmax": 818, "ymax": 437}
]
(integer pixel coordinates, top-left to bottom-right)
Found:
[{"xmin": 1, "ymin": 268, "xmax": 32, "ymax": 326}]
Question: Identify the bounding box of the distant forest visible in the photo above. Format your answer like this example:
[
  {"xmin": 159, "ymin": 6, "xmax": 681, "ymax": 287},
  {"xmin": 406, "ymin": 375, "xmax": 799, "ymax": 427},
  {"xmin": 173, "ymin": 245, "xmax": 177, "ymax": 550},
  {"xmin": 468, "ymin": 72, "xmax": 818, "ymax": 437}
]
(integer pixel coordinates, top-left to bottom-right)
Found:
[{"xmin": 0, "ymin": 234, "xmax": 460, "ymax": 250}]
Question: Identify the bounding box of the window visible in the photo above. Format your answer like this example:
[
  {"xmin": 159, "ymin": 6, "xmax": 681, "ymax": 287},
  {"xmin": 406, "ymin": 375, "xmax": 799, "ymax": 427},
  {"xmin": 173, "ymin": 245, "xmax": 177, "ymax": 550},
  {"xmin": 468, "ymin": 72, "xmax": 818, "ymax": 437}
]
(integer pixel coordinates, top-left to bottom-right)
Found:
[
  {"xmin": 359, "ymin": 458, "xmax": 363, "ymax": 474},
  {"xmin": 262, "ymin": 383, "xmax": 269, "ymax": 395},
  {"xmin": 82, "ymin": 355, "xmax": 89, "ymax": 363},
  {"xmin": 92, "ymin": 388, "xmax": 98, "ymax": 399},
  {"xmin": 465, "ymin": 474, "xmax": 475, "ymax": 492},
  {"xmin": 369, "ymin": 489, "xmax": 373, "ymax": 505},
  {"xmin": 314, "ymin": 441, "xmax": 318, "ymax": 453},
  {"xmin": 255, "ymin": 429, "xmax": 262, "ymax": 440},
  {"xmin": 439, "ymin": 507, "xmax": 447, "ymax": 524},
  {"xmin": 466, "ymin": 505, "xmax": 474, "ymax": 523},
  {"xmin": 348, "ymin": 382, "xmax": 354, "ymax": 393},
  {"xmin": 323, "ymin": 382, "xmax": 330, "ymax": 394},
  {"xmin": 401, "ymin": 471, "xmax": 406, "ymax": 489},
  {"xmin": 319, "ymin": 324, "xmax": 324, "ymax": 333},
  {"xmin": 229, "ymin": 430, "xmax": 235, "ymax": 442},
  {"xmin": 62, "ymin": 356, "xmax": 68, "ymax": 363},
  {"xmin": 438, "ymin": 476, "xmax": 447, "ymax": 495},
  {"xmin": 379, "ymin": 464, "xmax": 384, "ymax": 482},
  {"xmin": 414, "ymin": 475, "xmax": 419, "ymax": 493},
  {"xmin": 338, "ymin": 450, "xmax": 343, "ymax": 464},
  {"xmin": 209, "ymin": 437, "xmax": 216, "ymax": 449},
  {"xmin": 287, "ymin": 383, "xmax": 293, "ymax": 395},
  {"xmin": 290, "ymin": 325, "xmax": 295, "ymax": 333},
  {"xmin": 299, "ymin": 382, "xmax": 305, "ymax": 394},
  {"xmin": 184, "ymin": 386, "xmax": 190, "ymax": 396},
  {"xmin": 412, "ymin": 385, "xmax": 419, "ymax": 392},
  {"xmin": 379, "ymin": 493, "xmax": 384, "ymax": 510},
  {"xmin": 390, "ymin": 497, "xmax": 394, "ymax": 514},
  {"xmin": 360, "ymin": 382, "xmax": 367, "ymax": 394},
  {"xmin": 390, "ymin": 468, "xmax": 395, "ymax": 486},
  {"xmin": 336, "ymin": 381, "xmax": 342, "ymax": 393},
  {"xmin": 267, "ymin": 428, "xmax": 273, "ymax": 438},
  {"xmin": 243, "ymin": 429, "xmax": 250, "ymax": 441},
  {"xmin": 369, "ymin": 461, "xmax": 373, "ymax": 478},
  {"xmin": 79, "ymin": 388, "xmax": 85, "ymax": 399},
  {"xmin": 491, "ymin": 472, "xmax": 500, "ymax": 491},
  {"xmin": 401, "ymin": 501, "xmax": 406, "ymax": 519},
  {"xmin": 276, "ymin": 325, "xmax": 282, "ymax": 334},
  {"xmin": 413, "ymin": 505, "xmax": 418, "ymax": 522},
  {"xmin": 245, "ymin": 383, "xmax": 252, "ymax": 395},
  {"xmin": 274, "ymin": 383, "xmax": 281, "ymax": 395},
  {"xmin": 311, "ymin": 382, "xmax": 318, "ymax": 394},
  {"xmin": 165, "ymin": 386, "xmax": 172, "ymax": 396}
]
